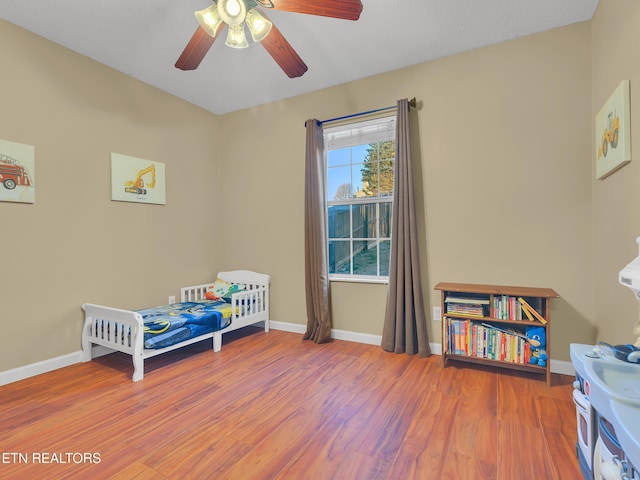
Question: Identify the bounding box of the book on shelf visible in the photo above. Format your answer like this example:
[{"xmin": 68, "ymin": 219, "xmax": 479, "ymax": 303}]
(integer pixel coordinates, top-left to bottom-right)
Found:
[
  {"xmin": 445, "ymin": 317, "xmax": 532, "ymax": 365},
  {"xmin": 446, "ymin": 304, "xmax": 485, "ymax": 316},
  {"xmin": 517, "ymin": 297, "xmax": 547, "ymax": 324},
  {"xmin": 492, "ymin": 295, "xmax": 526, "ymax": 321},
  {"xmin": 521, "ymin": 303, "xmax": 536, "ymax": 322},
  {"xmin": 445, "ymin": 296, "xmax": 490, "ymax": 305},
  {"xmin": 445, "ymin": 295, "xmax": 489, "ymax": 317}
]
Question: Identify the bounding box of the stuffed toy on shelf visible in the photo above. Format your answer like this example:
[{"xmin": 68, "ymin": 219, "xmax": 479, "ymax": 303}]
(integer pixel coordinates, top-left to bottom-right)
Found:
[{"xmin": 527, "ymin": 326, "xmax": 547, "ymax": 367}]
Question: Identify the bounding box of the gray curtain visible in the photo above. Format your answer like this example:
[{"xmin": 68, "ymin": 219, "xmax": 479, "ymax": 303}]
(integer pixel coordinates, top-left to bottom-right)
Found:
[
  {"xmin": 381, "ymin": 99, "xmax": 431, "ymax": 356},
  {"xmin": 303, "ymin": 119, "xmax": 332, "ymax": 344}
]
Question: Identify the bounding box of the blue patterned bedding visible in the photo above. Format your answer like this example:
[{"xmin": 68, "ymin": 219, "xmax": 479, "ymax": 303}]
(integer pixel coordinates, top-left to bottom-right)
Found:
[{"xmin": 138, "ymin": 300, "xmax": 233, "ymax": 349}]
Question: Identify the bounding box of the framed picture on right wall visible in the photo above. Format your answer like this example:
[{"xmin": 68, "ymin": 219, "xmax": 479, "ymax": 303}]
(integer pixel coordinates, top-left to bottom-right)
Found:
[{"xmin": 595, "ymin": 80, "xmax": 631, "ymax": 180}]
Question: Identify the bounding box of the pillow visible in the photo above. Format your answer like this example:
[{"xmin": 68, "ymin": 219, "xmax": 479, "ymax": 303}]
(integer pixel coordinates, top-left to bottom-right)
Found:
[{"xmin": 205, "ymin": 277, "xmax": 245, "ymax": 301}]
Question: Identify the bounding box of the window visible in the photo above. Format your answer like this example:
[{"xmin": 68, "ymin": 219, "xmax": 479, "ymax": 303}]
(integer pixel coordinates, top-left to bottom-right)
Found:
[{"xmin": 325, "ymin": 115, "xmax": 396, "ymax": 281}]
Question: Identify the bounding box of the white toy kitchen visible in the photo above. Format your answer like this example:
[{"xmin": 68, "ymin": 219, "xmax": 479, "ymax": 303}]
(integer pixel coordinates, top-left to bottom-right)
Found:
[{"xmin": 571, "ymin": 238, "xmax": 640, "ymax": 480}]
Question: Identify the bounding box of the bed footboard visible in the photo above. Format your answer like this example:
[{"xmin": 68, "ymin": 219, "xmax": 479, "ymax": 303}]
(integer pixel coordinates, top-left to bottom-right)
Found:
[{"xmin": 81, "ymin": 304, "xmax": 145, "ymax": 382}]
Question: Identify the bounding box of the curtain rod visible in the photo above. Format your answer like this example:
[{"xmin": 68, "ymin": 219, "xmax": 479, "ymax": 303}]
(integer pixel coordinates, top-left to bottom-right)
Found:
[{"xmin": 311, "ymin": 97, "xmax": 417, "ymax": 126}]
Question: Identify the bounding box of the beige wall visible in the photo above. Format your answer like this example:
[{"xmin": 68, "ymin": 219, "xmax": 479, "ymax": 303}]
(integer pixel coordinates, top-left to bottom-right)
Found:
[
  {"xmin": 0, "ymin": 21, "xmax": 222, "ymax": 371},
  {"xmin": 591, "ymin": 0, "xmax": 640, "ymax": 344},
  {"xmin": 6, "ymin": 4, "xmax": 626, "ymax": 374},
  {"xmin": 220, "ymin": 22, "xmax": 595, "ymax": 360}
]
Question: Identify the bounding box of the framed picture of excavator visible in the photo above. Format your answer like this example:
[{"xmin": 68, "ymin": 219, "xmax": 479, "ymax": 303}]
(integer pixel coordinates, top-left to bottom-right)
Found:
[
  {"xmin": 110, "ymin": 153, "xmax": 166, "ymax": 204},
  {"xmin": 595, "ymin": 80, "xmax": 631, "ymax": 180}
]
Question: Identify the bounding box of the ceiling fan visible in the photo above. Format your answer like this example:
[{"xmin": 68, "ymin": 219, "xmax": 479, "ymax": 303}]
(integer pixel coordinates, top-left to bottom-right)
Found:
[{"xmin": 175, "ymin": 0, "xmax": 363, "ymax": 78}]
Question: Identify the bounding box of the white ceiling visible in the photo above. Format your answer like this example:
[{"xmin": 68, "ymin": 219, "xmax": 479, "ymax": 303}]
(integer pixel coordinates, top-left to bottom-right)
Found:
[{"xmin": 0, "ymin": 0, "xmax": 599, "ymax": 115}]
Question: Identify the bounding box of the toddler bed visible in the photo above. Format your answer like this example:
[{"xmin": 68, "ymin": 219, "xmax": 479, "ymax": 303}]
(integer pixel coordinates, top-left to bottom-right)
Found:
[{"xmin": 81, "ymin": 270, "xmax": 269, "ymax": 381}]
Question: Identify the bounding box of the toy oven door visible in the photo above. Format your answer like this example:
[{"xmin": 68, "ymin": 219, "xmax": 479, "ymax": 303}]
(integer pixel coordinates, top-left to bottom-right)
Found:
[{"xmin": 573, "ymin": 386, "xmax": 594, "ymax": 480}]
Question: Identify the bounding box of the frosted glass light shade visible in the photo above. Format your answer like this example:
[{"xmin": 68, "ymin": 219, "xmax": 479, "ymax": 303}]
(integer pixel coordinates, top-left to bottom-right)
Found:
[
  {"xmin": 195, "ymin": 4, "xmax": 223, "ymax": 37},
  {"xmin": 225, "ymin": 24, "xmax": 249, "ymax": 48},
  {"xmin": 246, "ymin": 9, "xmax": 272, "ymax": 42},
  {"xmin": 218, "ymin": 0, "xmax": 247, "ymax": 25}
]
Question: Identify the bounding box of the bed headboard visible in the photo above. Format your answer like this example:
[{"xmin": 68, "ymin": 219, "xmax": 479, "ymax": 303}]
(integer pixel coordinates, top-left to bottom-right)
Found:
[
  {"xmin": 218, "ymin": 270, "xmax": 270, "ymax": 290},
  {"xmin": 180, "ymin": 270, "xmax": 270, "ymax": 303}
]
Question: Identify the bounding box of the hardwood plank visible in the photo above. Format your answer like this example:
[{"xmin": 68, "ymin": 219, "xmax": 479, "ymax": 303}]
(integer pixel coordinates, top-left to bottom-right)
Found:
[
  {"xmin": 142, "ymin": 431, "xmax": 253, "ymax": 478},
  {"xmin": 536, "ymin": 393, "xmax": 583, "ymax": 477},
  {"xmin": 440, "ymin": 451, "xmax": 498, "ymax": 480},
  {"xmin": 497, "ymin": 370, "xmax": 541, "ymax": 428},
  {"xmin": 357, "ymin": 355, "xmax": 439, "ymax": 462},
  {"xmin": 108, "ymin": 462, "xmax": 165, "ymax": 480},
  {"xmin": 216, "ymin": 408, "xmax": 331, "ymax": 479},
  {"xmin": 448, "ymin": 414, "xmax": 498, "ymax": 465},
  {"xmin": 497, "ymin": 421, "xmax": 555, "ymax": 480},
  {"xmin": 275, "ymin": 409, "xmax": 385, "ymax": 479},
  {"xmin": 387, "ymin": 389, "xmax": 460, "ymax": 479},
  {"xmin": 0, "ymin": 329, "xmax": 582, "ymax": 480}
]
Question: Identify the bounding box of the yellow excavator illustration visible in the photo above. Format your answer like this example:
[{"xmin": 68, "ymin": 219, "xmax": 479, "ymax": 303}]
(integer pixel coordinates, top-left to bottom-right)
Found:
[
  {"xmin": 124, "ymin": 164, "xmax": 156, "ymax": 195},
  {"xmin": 597, "ymin": 111, "xmax": 620, "ymax": 160}
]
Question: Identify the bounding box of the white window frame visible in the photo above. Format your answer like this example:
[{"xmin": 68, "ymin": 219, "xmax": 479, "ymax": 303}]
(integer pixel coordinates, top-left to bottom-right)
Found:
[{"xmin": 324, "ymin": 115, "xmax": 396, "ymax": 283}]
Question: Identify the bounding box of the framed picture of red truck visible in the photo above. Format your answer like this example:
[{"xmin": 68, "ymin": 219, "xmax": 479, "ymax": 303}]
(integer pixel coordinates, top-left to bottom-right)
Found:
[
  {"xmin": 0, "ymin": 139, "xmax": 35, "ymax": 203},
  {"xmin": 595, "ymin": 80, "xmax": 631, "ymax": 180}
]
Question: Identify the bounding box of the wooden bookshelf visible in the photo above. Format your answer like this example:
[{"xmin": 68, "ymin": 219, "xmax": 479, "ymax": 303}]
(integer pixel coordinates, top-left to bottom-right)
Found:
[{"xmin": 434, "ymin": 282, "xmax": 559, "ymax": 386}]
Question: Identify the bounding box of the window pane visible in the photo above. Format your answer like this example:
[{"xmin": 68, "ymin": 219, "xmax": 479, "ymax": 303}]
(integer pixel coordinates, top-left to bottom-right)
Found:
[
  {"xmin": 352, "ymin": 204, "xmax": 376, "ymax": 239},
  {"xmin": 379, "ymin": 159, "xmax": 394, "ymax": 197},
  {"xmin": 377, "ymin": 141, "xmax": 395, "ymax": 161},
  {"xmin": 352, "ymin": 162, "xmax": 371, "ymax": 197},
  {"xmin": 328, "ymin": 147, "xmax": 350, "ymax": 168},
  {"xmin": 371, "ymin": 143, "xmax": 381, "ymax": 164},
  {"xmin": 359, "ymin": 159, "xmax": 379, "ymax": 197},
  {"xmin": 379, "ymin": 202, "xmax": 392, "ymax": 238},
  {"xmin": 327, "ymin": 165, "xmax": 352, "ymax": 201},
  {"xmin": 358, "ymin": 144, "xmax": 395, "ymax": 198},
  {"xmin": 368, "ymin": 141, "xmax": 394, "ymax": 197},
  {"xmin": 351, "ymin": 144, "xmax": 369, "ymax": 163},
  {"xmin": 353, "ymin": 240, "xmax": 378, "ymax": 276},
  {"xmin": 328, "ymin": 205, "xmax": 350, "ymax": 238},
  {"xmin": 329, "ymin": 240, "xmax": 351, "ymax": 274},
  {"xmin": 379, "ymin": 240, "xmax": 391, "ymax": 276}
]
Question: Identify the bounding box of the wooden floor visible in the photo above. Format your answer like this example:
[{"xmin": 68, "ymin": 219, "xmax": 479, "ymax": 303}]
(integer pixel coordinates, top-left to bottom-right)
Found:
[{"xmin": 0, "ymin": 328, "xmax": 581, "ymax": 480}]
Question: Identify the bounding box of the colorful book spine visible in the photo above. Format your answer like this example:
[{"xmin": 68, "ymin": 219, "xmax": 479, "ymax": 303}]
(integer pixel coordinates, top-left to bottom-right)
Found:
[
  {"xmin": 492, "ymin": 295, "xmax": 528, "ymax": 320},
  {"xmin": 447, "ymin": 318, "xmax": 534, "ymax": 365}
]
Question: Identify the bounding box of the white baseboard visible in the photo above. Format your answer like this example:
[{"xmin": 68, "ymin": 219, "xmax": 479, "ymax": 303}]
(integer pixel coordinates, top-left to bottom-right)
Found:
[
  {"xmin": 268, "ymin": 320, "xmax": 306, "ymax": 334},
  {"xmin": 331, "ymin": 328, "xmax": 382, "ymax": 345},
  {"xmin": 550, "ymin": 359, "xmax": 575, "ymax": 376},
  {"xmin": 0, "ymin": 351, "xmax": 83, "ymax": 386},
  {"xmin": 0, "ymin": 323, "xmax": 576, "ymax": 386},
  {"xmin": 269, "ymin": 321, "xmax": 384, "ymax": 345},
  {"xmin": 271, "ymin": 321, "xmax": 441, "ymax": 358},
  {"xmin": 269, "ymin": 321, "xmax": 573, "ymax": 375}
]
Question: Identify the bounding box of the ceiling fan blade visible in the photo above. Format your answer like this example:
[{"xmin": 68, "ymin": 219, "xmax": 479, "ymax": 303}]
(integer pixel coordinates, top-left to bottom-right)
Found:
[
  {"xmin": 261, "ymin": 23, "xmax": 308, "ymax": 78},
  {"xmin": 267, "ymin": 0, "xmax": 363, "ymax": 21},
  {"xmin": 175, "ymin": 25, "xmax": 223, "ymax": 71}
]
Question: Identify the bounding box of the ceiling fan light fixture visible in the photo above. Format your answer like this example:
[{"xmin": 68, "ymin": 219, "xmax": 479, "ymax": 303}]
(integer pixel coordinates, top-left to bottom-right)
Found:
[
  {"xmin": 225, "ymin": 23, "xmax": 249, "ymax": 49},
  {"xmin": 218, "ymin": 0, "xmax": 247, "ymax": 26},
  {"xmin": 246, "ymin": 9, "xmax": 272, "ymax": 42},
  {"xmin": 195, "ymin": 4, "xmax": 223, "ymax": 37}
]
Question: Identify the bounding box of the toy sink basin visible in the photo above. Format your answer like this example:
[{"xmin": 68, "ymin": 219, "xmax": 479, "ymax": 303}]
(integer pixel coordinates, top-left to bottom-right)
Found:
[{"xmin": 589, "ymin": 359, "xmax": 640, "ymax": 405}]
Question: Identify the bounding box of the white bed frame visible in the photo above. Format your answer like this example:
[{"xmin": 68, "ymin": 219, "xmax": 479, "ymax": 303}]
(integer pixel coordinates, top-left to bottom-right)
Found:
[{"xmin": 81, "ymin": 270, "xmax": 269, "ymax": 382}]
